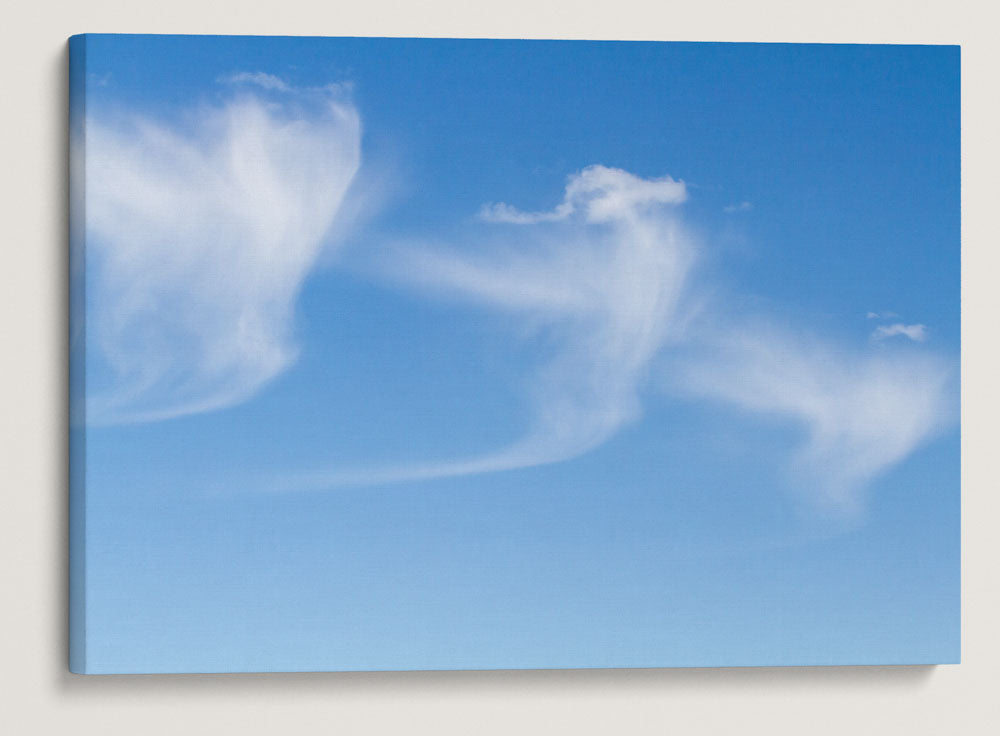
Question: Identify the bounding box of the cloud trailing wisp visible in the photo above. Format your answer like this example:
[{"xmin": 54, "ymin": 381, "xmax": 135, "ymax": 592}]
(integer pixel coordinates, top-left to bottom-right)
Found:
[
  {"xmin": 84, "ymin": 78, "xmax": 362, "ymax": 423},
  {"xmin": 295, "ymin": 166, "xmax": 699, "ymax": 486},
  {"xmin": 668, "ymin": 323, "xmax": 955, "ymax": 512}
]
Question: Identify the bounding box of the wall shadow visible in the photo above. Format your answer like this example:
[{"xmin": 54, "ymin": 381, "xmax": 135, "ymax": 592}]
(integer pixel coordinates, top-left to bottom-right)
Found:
[
  {"xmin": 54, "ymin": 40, "xmax": 71, "ymax": 687},
  {"xmin": 58, "ymin": 663, "xmax": 936, "ymax": 699}
]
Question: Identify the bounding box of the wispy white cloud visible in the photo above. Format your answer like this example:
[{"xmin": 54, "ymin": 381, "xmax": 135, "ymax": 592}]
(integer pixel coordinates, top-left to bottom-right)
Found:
[
  {"xmin": 668, "ymin": 324, "xmax": 954, "ymax": 512},
  {"xmin": 218, "ymin": 71, "xmax": 291, "ymax": 92},
  {"xmin": 723, "ymin": 201, "xmax": 753, "ymax": 213},
  {"xmin": 218, "ymin": 72, "xmax": 355, "ymax": 98},
  {"xmin": 872, "ymin": 323, "xmax": 928, "ymax": 342},
  {"xmin": 84, "ymin": 85, "xmax": 362, "ymax": 424},
  {"xmin": 299, "ymin": 166, "xmax": 697, "ymax": 486}
]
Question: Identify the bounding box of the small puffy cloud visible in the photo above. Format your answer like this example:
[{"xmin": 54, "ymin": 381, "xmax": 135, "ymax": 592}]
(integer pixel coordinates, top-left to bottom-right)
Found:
[
  {"xmin": 872, "ymin": 323, "xmax": 928, "ymax": 342},
  {"xmin": 479, "ymin": 165, "xmax": 686, "ymax": 224},
  {"xmin": 723, "ymin": 201, "xmax": 753, "ymax": 213}
]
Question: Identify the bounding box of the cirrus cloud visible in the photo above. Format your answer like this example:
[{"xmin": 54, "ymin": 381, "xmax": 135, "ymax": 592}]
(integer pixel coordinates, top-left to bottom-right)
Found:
[
  {"xmin": 286, "ymin": 166, "xmax": 698, "ymax": 488},
  {"xmin": 667, "ymin": 323, "xmax": 955, "ymax": 513},
  {"xmin": 84, "ymin": 79, "xmax": 362, "ymax": 424}
]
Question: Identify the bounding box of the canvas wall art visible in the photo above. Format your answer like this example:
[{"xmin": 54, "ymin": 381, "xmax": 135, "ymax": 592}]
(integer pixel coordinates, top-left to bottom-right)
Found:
[{"xmin": 69, "ymin": 34, "xmax": 960, "ymax": 674}]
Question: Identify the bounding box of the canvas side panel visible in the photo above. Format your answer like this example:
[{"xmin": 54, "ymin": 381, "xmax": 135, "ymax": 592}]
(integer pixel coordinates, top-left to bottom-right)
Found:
[{"xmin": 68, "ymin": 33, "xmax": 88, "ymax": 674}]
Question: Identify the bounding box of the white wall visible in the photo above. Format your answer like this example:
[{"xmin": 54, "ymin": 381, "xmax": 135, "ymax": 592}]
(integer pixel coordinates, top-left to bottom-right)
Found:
[{"xmin": 2, "ymin": 1, "xmax": 998, "ymax": 733}]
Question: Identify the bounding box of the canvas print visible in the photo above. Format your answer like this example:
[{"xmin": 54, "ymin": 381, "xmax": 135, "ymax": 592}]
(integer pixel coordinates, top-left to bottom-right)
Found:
[{"xmin": 69, "ymin": 35, "xmax": 960, "ymax": 673}]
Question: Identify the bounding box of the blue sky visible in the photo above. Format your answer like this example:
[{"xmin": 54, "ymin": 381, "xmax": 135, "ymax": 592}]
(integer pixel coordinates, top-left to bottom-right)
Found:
[{"xmin": 71, "ymin": 36, "xmax": 959, "ymax": 673}]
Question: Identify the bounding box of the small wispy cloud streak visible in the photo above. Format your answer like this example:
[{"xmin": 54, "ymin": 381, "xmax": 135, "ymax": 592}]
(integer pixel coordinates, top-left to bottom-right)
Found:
[
  {"xmin": 723, "ymin": 201, "xmax": 753, "ymax": 213},
  {"xmin": 84, "ymin": 78, "xmax": 362, "ymax": 423},
  {"xmin": 218, "ymin": 71, "xmax": 291, "ymax": 91},
  {"xmin": 872, "ymin": 323, "xmax": 928, "ymax": 342}
]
